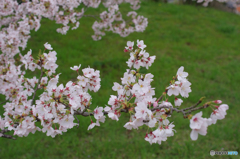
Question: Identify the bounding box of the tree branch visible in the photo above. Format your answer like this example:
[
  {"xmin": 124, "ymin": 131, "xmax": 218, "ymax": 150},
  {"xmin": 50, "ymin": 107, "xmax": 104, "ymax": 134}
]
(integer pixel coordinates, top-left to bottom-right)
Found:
[
  {"xmin": 31, "ymin": 59, "xmax": 44, "ymax": 106},
  {"xmin": 0, "ymin": 129, "xmax": 16, "ymax": 140},
  {"xmin": 184, "ymin": 103, "xmax": 210, "ymax": 114},
  {"xmin": 182, "ymin": 98, "xmax": 204, "ymax": 111},
  {"xmin": 83, "ymin": 15, "xmax": 100, "ymax": 21},
  {"xmin": 0, "ymin": 100, "xmax": 8, "ymax": 105},
  {"xmin": 25, "ymin": 80, "xmax": 35, "ymax": 90},
  {"xmin": 74, "ymin": 114, "xmax": 80, "ymax": 128}
]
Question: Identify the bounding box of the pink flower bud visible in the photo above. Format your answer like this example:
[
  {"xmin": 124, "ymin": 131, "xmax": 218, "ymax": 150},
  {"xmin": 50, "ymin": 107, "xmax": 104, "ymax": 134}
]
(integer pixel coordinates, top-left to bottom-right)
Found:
[
  {"xmin": 153, "ymin": 102, "xmax": 158, "ymax": 108},
  {"xmin": 214, "ymin": 100, "xmax": 222, "ymax": 104},
  {"xmin": 145, "ymin": 133, "xmax": 148, "ymax": 138}
]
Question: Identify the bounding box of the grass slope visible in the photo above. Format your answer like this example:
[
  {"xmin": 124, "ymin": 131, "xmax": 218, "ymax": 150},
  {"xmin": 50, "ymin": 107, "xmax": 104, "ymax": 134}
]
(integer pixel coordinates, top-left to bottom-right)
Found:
[{"xmin": 0, "ymin": 2, "xmax": 240, "ymax": 159}]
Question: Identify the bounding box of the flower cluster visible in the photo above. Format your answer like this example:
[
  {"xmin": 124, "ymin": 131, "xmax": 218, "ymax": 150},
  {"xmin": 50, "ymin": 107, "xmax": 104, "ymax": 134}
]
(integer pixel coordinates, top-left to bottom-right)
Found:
[
  {"xmin": 190, "ymin": 103, "xmax": 228, "ymax": 140},
  {"xmin": 99, "ymin": 41, "xmax": 177, "ymax": 144},
  {"xmin": 92, "ymin": 7, "xmax": 148, "ymax": 40},
  {"xmin": 0, "ymin": 0, "xmax": 148, "ymax": 139},
  {"xmin": 0, "ymin": 0, "xmax": 147, "ymax": 58},
  {"xmin": 100, "ymin": 40, "xmax": 229, "ymax": 145},
  {"xmin": 87, "ymin": 106, "xmax": 105, "ymax": 130},
  {"xmin": 0, "ymin": 43, "xmax": 101, "ymax": 137},
  {"xmin": 166, "ymin": 66, "xmax": 191, "ymax": 107},
  {"xmin": 0, "ymin": 40, "xmax": 229, "ymax": 145}
]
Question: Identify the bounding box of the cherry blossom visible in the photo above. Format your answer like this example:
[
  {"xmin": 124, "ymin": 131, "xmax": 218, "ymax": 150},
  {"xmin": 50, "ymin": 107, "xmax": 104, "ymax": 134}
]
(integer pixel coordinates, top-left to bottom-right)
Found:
[
  {"xmin": 137, "ymin": 39, "xmax": 146, "ymax": 50},
  {"xmin": 145, "ymin": 132, "xmax": 156, "ymax": 145},
  {"xmin": 190, "ymin": 121, "xmax": 208, "ymax": 141},
  {"xmin": 190, "ymin": 111, "xmax": 204, "ymax": 130},
  {"xmin": 174, "ymin": 97, "xmax": 183, "ymax": 106},
  {"xmin": 44, "ymin": 42, "xmax": 53, "ymax": 50},
  {"xmin": 124, "ymin": 121, "xmax": 137, "ymax": 130},
  {"xmin": 125, "ymin": 41, "xmax": 134, "ymax": 50},
  {"xmin": 0, "ymin": 39, "xmax": 229, "ymax": 145},
  {"xmin": 70, "ymin": 64, "xmax": 81, "ymax": 71},
  {"xmin": 179, "ymin": 81, "xmax": 192, "ymax": 98},
  {"xmin": 210, "ymin": 104, "xmax": 229, "ymax": 124},
  {"xmin": 177, "ymin": 66, "xmax": 188, "ymax": 82},
  {"xmin": 167, "ymin": 84, "xmax": 180, "ymax": 96}
]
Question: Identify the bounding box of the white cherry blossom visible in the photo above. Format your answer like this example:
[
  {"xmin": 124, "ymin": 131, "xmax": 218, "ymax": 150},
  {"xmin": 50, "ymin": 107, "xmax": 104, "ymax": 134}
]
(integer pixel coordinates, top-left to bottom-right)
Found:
[{"xmin": 44, "ymin": 42, "xmax": 53, "ymax": 50}]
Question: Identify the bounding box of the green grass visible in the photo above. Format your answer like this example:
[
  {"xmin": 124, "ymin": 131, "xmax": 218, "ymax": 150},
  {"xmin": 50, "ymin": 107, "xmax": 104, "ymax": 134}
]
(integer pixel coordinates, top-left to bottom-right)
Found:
[{"xmin": 0, "ymin": 2, "xmax": 240, "ymax": 159}]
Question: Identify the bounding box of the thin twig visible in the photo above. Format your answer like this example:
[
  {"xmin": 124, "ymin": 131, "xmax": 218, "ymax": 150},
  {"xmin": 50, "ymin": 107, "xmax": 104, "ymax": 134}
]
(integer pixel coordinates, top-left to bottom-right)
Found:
[
  {"xmin": 31, "ymin": 59, "xmax": 44, "ymax": 106},
  {"xmin": 83, "ymin": 2, "xmax": 90, "ymax": 13},
  {"xmin": 127, "ymin": 57, "xmax": 137, "ymax": 74},
  {"xmin": 55, "ymin": 99, "xmax": 69, "ymax": 108},
  {"xmin": 0, "ymin": 129, "xmax": 16, "ymax": 140},
  {"xmin": 157, "ymin": 93, "xmax": 164, "ymax": 102},
  {"xmin": 0, "ymin": 100, "xmax": 8, "ymax": 105},
  {"xmin": 74, "ymin": 108, "xmax": 128, "ymax": 116},
  {"xmin": 0, "ymin": 134, "xmax": 16, "ymax": 140},
  {"xmin": 74, "ymin": 114, "xmax": 80, "ymax": 128},
  {"xmin": 151, "ymin": 105, "xmax": 172, "ymax": 112},
  {"xmin": 26, "ymin": 80, "xmax": 35, "ymax": 89},
  {"xmin": 127, "ymin": 94, "xmax": 133, "ymax": 102},
  {"xmin": 182, "ymin": 98, "xmax": 203, "ymax": 111},
  {"xmin": 184, "ymin": 104, "xmax": 210, "ymax": 114},
  {"xmin": 120, "ymin": 109, "xmax": 128, "ymax": 113},
  {"xmin": 83, "ymin": 15, "xmax": 100, "ymax": 21}
]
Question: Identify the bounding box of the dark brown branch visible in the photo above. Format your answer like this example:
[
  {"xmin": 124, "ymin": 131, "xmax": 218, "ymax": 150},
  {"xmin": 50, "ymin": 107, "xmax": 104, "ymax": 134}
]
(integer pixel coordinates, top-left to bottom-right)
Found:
[
  {"xmin": 182, "ymin": 97, "xmax": 204, "ymax": 111},
  {"xmin": 74, "ymin": 108, "xmax": 128, "ymax": 116},
  {"xmin": 1, "ymin": 134, "xmax": 16, "ymax": 140},
  {"xmin": 72, "ymin": 98, "xmax": 208, "ymax": 119},
  {"xmin": 157, "ymin": 93, "xmax": 165, "ymax": 103},
  {"xmin": 149, "ymin": 99, "xmax": 210, "ymax": 120},
  {"xmin": 83, "ymin": 1, "xmax": 90, "ymax": 13},
  {"xmin": 74, "ymin": 110, "xmax": 102, "ymax": 116},
  {"xmin": 184, "ymin": 103, "xmax": 210, "ymax": 114},
  {"xmin": 155, "ymin": 89, "xmax": 168, "ymax": 104},
  {"xmin": 26, "ymin": 80, "xmax": 35, "ymax": 90},
  {"xmin": 83, "ymin": 15, "xmax": 100, "ymax": 21},
  {"xmin": 1, "ymin": 99, "xmax": 210, "ymax": 140},
  {"xmin": 127, "ymin": 94, "xmax": 133, "ymax": 102},
  {"xmin": 0, "ymin": 100, "xmax": 8, "ymax": 105},
  {"xmin": 0, "ymin": 129, "xmax": 16, "ymax": 140},
  {"xmin": 151, "ymin": 105, "xmax": 172, "ymax": 112}
]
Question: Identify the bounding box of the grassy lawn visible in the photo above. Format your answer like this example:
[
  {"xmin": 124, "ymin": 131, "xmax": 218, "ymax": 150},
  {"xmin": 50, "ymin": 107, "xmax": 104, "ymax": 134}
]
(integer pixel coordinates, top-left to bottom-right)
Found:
[{"xmin": 0, "ymin": 1, "xmax": 240, "ymax": 159}]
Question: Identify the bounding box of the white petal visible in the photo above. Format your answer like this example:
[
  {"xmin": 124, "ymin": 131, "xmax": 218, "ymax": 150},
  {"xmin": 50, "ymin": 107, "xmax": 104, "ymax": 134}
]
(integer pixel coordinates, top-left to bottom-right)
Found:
[{"xmin": 190, "ymin": 130, "xmax": 198, "ymax": 141}]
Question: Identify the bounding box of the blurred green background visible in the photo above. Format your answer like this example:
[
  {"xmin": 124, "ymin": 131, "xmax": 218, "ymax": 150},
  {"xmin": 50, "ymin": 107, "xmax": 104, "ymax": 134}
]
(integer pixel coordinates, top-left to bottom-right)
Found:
[{"xmin": 0, "ymin": 1, "xmax": 240, "ymax": 159}]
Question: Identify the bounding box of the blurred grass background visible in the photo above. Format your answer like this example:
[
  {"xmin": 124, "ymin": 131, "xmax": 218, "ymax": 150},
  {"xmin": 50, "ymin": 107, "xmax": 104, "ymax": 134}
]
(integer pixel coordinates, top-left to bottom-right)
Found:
[{"xmin": 0, "ymin": 1, "xmax": 240, "ymax": 159}]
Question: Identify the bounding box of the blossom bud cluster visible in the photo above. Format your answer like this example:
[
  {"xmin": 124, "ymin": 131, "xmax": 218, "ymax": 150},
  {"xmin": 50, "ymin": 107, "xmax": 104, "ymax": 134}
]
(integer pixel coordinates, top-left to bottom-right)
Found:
[
  {"xmin": 168, "ymin": 66, "xmax": 191, "ymax": 96},
  {"xmin": 0, "ymin": 0, "xmax": 147, "ymax": 59},
  {"xmin": 190, "ymin": 103, "xmax": 228, "ymax": 140},
  {"xmin": 166, "ymin": 66, "xmax": 192, "ymax": 107},
  {"xmin": 98, "ymin": 40, "xmax": 177, "ymax": 145},
  {"xmin": 92, "ymin": 6, "xmax": 148, "ymax": 40},
  {"xmin": 0, "ymin": 40, "xmax": 229, "ymax": 143},
  {"xmin": 126, "ymin": 40, "xmax": 155, "ymax": 69},
  {"xmin": 0, "ymin": 43, "xmax": 101, "ymax": 137},
  {"xmin": 92, "ymin": 40, "xmax": 229, "ymax": 145}
]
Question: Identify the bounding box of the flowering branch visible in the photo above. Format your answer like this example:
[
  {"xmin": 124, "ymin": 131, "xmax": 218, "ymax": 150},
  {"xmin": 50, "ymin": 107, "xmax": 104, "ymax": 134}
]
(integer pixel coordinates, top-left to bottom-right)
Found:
[
  {"xmin": 184, "ymin": 103, "xmax": 210, "ymax": 114},
  {"xmin": 182, "ymin": 97, "xmax": 205, "ymax": 111},
  {"xmin": 0, "ymin": 39, "xmax": 229, "ymax": 144},
  {"xmin": 0, "ymin": 0, "xmax": 147, "ymax": 58}
]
